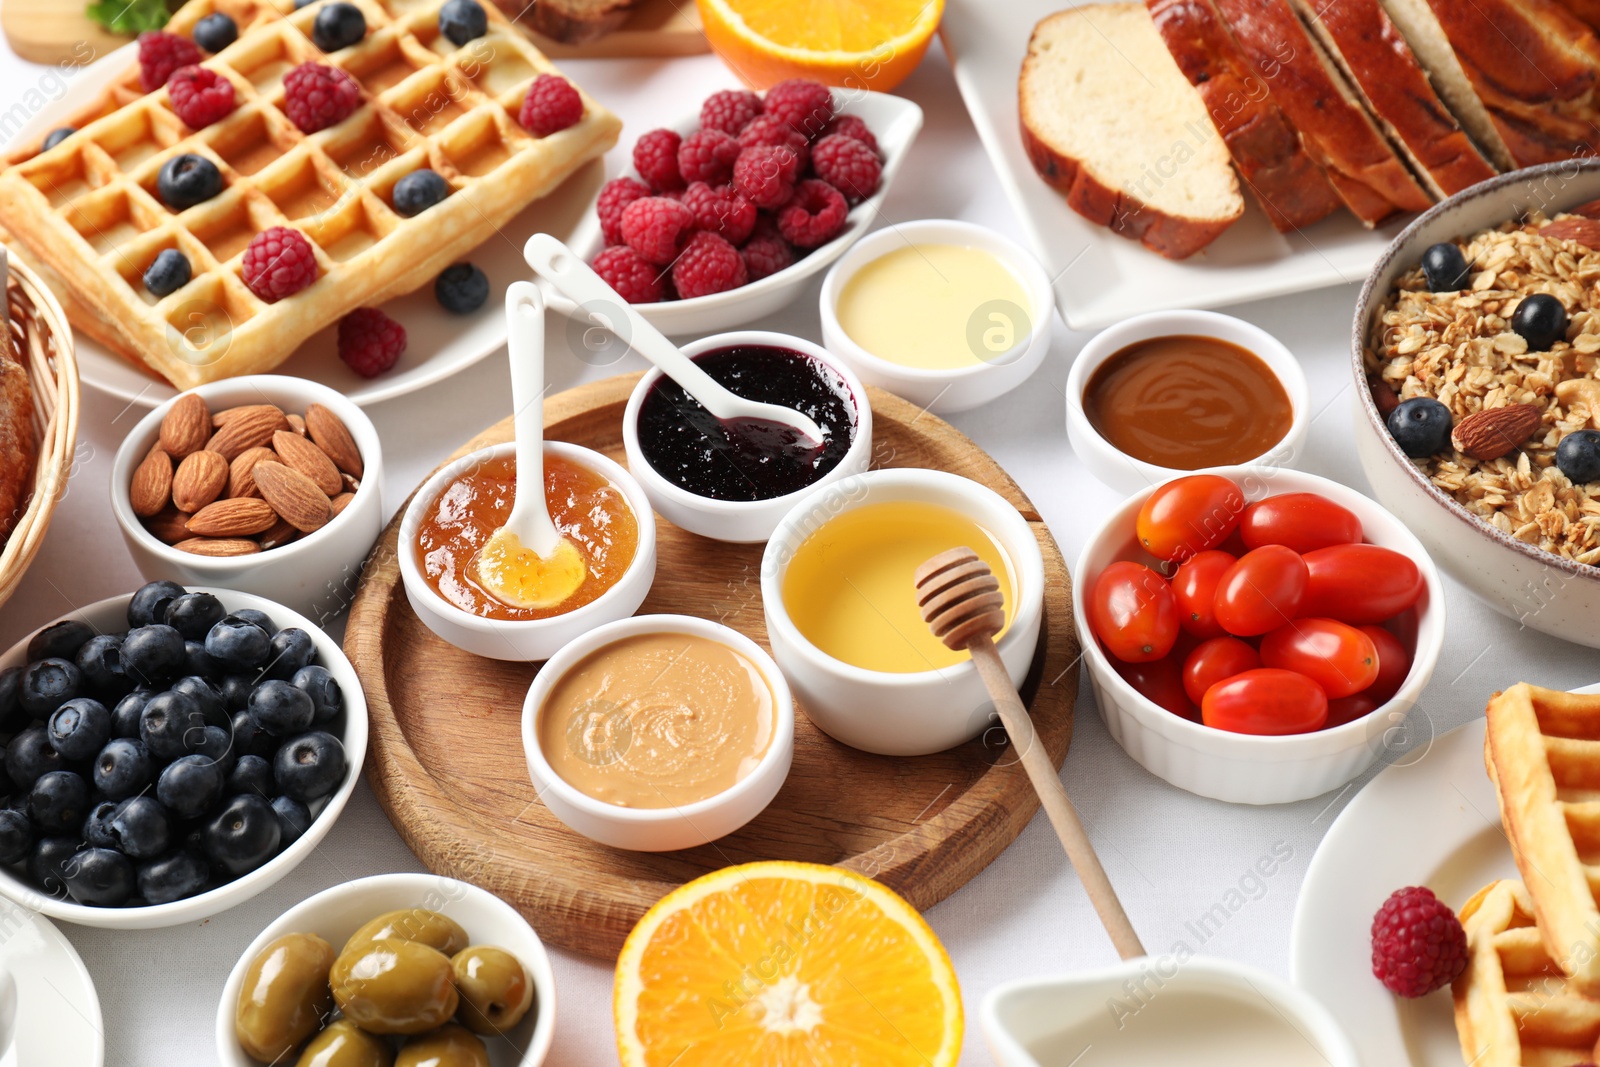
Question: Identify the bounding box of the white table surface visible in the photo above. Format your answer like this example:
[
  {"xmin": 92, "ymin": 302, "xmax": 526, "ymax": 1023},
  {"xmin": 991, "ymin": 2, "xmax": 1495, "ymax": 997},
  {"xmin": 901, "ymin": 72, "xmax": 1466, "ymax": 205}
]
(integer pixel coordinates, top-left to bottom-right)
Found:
[{"xmin": 1, "ymin": 30, "xmax": 1595, "ymax": 1067}]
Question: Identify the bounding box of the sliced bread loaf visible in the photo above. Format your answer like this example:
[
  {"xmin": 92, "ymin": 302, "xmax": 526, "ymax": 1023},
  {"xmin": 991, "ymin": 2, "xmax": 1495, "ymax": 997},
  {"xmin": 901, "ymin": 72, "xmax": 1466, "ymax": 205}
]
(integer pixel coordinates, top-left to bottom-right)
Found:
[
  {"xmin": 1147, "ymin": 0, "xmax": 1342, "ymax": 233},
  {"xmin": 1290, "ymin": 0, "xmax": 1497, "ymax": 198},
  {"xmin": 1019, "ymin": 3, "xmax": 1244, "ymax": 259}
]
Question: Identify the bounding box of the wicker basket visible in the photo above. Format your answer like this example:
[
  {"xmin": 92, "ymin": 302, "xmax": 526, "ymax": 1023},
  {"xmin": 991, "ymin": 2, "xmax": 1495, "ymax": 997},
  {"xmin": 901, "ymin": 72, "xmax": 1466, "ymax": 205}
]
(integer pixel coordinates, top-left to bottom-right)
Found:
[{"xmin": 0, "ymin": 250, "xmax": 79, "ymax": 609}]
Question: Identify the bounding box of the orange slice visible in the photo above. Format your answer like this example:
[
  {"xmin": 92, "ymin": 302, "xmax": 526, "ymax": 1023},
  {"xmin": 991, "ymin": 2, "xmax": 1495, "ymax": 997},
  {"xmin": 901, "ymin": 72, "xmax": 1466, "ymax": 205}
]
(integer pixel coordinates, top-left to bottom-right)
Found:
[
  {"xmin": 695, "ymin": 0, "xmax": 944, "ymax": 91},
  {"xmin": 614, "ymin": 861, "xmax": 963, "ymax": 1066}
]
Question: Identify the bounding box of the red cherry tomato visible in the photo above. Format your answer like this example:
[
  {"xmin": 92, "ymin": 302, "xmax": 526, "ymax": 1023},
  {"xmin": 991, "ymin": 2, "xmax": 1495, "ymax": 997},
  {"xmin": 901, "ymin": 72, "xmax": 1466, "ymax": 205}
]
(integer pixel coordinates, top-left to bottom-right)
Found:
[
  {"xmin": 1135, "ymin": 475, "xmax": 1246, "ymax": 563},
  {"xmin": 1112, "ymin": 654, "xmax": 1199, "ymax": 721},
  {"xmin": 1171, "ymin": 550, "xmax": 1236, "ymax": 639},
  {"xmin": 1359, "ymin": 625, "xmax": 1411, "ymax": 703},
  {"xmin": 1239, "ymin": 493, "xmax": 1363, "ymax": 554},
  {"xmin": 1300, "ymin": 544, "xmax": 1424, "ymax": 625},
  {"xmin": 1182, "ymin": 636, "xmax": 1261, "ymax": 706},
  {"xmin": 1201, "ymin": 668, "xmax": 1330, "ymax": 735},
  {"xmin": 1089, "ymin": 561, "xmax": 1180, "ymax": 663},
  {"xmin": 1213, "ymin": 545, "xmax": 1308, "ymax": 637},
  {"xmin": 1259, "ymin": 618, "xmax": 1378, "ymax": 699},
  {"xmin": 1325, "ymin": 693, "xmax": 1381, "ymax": 728}
]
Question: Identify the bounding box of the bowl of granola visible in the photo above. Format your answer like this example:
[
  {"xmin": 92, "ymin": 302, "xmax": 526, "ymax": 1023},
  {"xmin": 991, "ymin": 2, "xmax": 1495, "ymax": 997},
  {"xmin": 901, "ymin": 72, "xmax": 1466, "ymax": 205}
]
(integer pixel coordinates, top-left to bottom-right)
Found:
[{"xmin": 1354, "ymin": 160, "xmax": 1600, "ymax": 646}]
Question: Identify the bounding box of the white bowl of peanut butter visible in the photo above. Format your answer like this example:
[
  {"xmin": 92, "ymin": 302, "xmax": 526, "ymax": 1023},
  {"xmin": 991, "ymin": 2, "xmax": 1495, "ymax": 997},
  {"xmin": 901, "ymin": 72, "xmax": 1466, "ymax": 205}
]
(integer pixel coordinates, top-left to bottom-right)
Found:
[{"xmin": 521, "ymin": 615, "xmax": 794, "ymax": 852}]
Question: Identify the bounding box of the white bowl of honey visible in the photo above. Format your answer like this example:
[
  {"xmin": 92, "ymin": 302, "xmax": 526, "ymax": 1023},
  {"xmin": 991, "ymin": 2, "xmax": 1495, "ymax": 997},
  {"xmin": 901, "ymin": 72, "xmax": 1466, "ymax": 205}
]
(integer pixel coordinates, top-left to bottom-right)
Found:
[
  {"xmin": 760, "ymin": 468, "xmax": 1046, "ymax": 756},
  {"xmin": 1065, "ymin": 310, "xmax": 1310, "ymax": 496},
  {"xmin": 398, "ymin": 440, "xmax": 657, "ymax": 662}
]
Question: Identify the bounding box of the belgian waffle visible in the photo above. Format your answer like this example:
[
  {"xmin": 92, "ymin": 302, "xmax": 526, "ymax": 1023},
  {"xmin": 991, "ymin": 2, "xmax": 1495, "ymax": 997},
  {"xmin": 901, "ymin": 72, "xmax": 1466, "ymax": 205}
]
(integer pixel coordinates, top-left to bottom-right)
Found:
[{"xmin": 0, "ymin": 0, "xmax": 620, "ymax": 388}]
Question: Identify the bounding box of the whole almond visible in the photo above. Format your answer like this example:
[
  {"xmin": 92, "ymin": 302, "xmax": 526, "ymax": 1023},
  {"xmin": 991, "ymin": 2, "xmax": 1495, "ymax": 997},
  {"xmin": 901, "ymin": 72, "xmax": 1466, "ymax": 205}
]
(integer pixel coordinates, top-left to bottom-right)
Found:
[
  {"xmin": 258, "ymin": 518, "xmax": 300, "ymax": 551},
  {"xmin": 273, "ymin": 430, "xmax": 343, "ymax": 496},
  {"xmin": 329, "ymin": 491, "xmax": 355, "ymax": 518},
  {"xmin": 253, "ymin": 461, "xmax": 332, "ymax": 532},
  {"xmin": 187, "ymin": 497, "xmax": 279, "ymax": 537},
  {"xmin": 1543, "ymin": 217, "xmax": 1600, "ymax": 250},
  {"xmin": 206, "ymin": 405, "xmax": 290, "ymax": 461},
  {"xmin": 342, "ymin": 472, "xmax": 360, "ymax": 494},
  {"xmin": 304, "ymin": 403, "xmax": 363, "ymax": 478},
  {"xmin": 228, "ymin": 446, "xmax": 276, "ymax": 499},
  {"xmin": 287, "ymin": 413, "xmax": 306, "ymax": 436},
  {"xmin": 144, "ymin": 506, "xmax": 193, "ymax": 544},
  {"xmin": 212, "ymin": 403, "xmax": 284, "ymax": 429},
  {"xmin": 171, "ymin": 449, "xmax": 229, "ymax": 513},
  {"xmin": 130, "ymin": 446, "xmax": 174, "ymax": 517},
  {"xmin": 1452, "ymin": 403, "xmax": 1543, "ymax": 461},
  {"xmin": 174, "ymin": 537, "xmax": 260, "ymax": 557},
  {"xmin": 159, "ymin": 393, "xmax": 211, "ymax": 459}
]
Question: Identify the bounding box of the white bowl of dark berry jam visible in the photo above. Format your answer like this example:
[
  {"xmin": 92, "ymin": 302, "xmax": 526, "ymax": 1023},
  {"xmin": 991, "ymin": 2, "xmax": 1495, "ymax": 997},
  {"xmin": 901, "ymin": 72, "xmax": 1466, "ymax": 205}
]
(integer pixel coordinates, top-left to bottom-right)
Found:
[
  {"xmin": 0, "ymin": 583, "xmax": 366, "ymax": 928},
  {"xmin": 621, "ymin": 331, "xmax": 873, "ymax": 544}
]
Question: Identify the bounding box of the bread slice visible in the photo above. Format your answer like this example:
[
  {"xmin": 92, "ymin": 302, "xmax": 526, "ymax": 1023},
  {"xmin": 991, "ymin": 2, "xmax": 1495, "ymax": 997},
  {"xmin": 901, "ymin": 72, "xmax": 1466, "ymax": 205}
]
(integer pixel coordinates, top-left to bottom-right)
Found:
[
  {"xmin": 1018, "ymin": 3, "xmax": 1244, "ymax": 259},
  {"xmin": 1290, "ymin": 0, "xmax": 1497, "ymax": 198},
  {"xmin": 1212, "ymin": 0, "xmax": 1432, "ymax": 224},
  {"xmin": 1147, "ymin": 0, "xmax": 1342, "ymax": 233}
]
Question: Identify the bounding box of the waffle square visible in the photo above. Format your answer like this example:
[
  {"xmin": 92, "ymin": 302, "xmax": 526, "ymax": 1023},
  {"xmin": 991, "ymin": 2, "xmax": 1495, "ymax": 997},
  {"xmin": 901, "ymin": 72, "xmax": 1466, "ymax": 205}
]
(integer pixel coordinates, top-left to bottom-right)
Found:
[{"xmin": 0, "ymin": 0, "xmax": 620, "ymax": 388}]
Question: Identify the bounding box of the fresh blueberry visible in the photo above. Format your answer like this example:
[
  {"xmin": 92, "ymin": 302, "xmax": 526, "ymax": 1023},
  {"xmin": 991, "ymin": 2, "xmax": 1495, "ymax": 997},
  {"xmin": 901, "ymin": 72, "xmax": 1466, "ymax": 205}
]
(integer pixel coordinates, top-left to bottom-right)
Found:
[
  {"xmin": 140, "ymin": 690, "xmax": 206, "ymax": 761},
  {"xmin": 1512, "ymin": 293, "xmax": 1569, "ymax": 352},
  {"xmin": 1420, "ymin": 242, "xmax": 1470, "ymax": 292},
  {"xmin": 157, "ymin": 754, "xmax": 225, "ymax": 820},
  {"xmin": 312, "ymin": 2, "xmax": 366, "ymax": 50},
  {"xmin": 1558, "ymin": 428, "xmax": 1600, "ymax": 484},
  {"xmin": 42, "ymin": 127, "xmax": 73, "ymax": 151},
  {"xmin": 111, "ymin": 796, "xmax": 171, "ymax": 860},
  {"xmin": 227, "ymin": 754, "xmax": 274, "ymax": 798},
  {"xmin": 165, "ymin": 592, "xmax": 226, "ymax": 641},
  {"xmin": 231, "ymin": 608, "xmax": 277, "ymax": 636},
  {"xmin": 143, "ymin": 248, "xmax": 191, "ymax": 298},
  {"xmin": 438, "ymin": 0, "xmax": 487, "ymax": 45},
  {"xmin": 0, "ymin": 667, "xmax": 23, "ymax": 733},
  {"xmin": 121, "ymin": 625, "xmax": 187, "ymax": 687},
  {"xmin": 435, "ymin": 263, "xmax": 488, "ymax": 314},
  {"xmin": 273, "ymin": 730, "xmax": 346, "ymax": 803},
  {"xmin": 231, "ymin": 710, "xmax": 277, "ymax": 759},
  {"xmin": 28, "ymin": 620, "xmax": 95, "ymax": 663},
  {"xmin": 111, "ymin": 690, "xmax": 154, "ymax": 739},
  {"xmin": 193, "ymin": 11, "xmax": 238, "ymax": 52},
  {"xmin": 249, "ymin": 680, "xmax": 315, "ymax": 736},
  {"xmin": 170, "ymin": 675, "xmax": 228, "ymax": 728},
  {"xmin": 29, "ymin": 770, "xmax": 90, "ymax": 835},
  {"xmin": 75, "ymin": 634, "xmax": 129, "ymax": 699},
  {"xmin": 18, "ymin": 657, "xmax": 81, "ymax": 717},
  {"xmin": 294, "ymin": 0, "xmax": 318, "ymax": 7},
  {"xmin": 137, "ymin": 850, "xmax": 208, "ymax": 905},
  {"xmin": 157, "ymin": 153, "xmax": 223, "ymax": 211},
  {"xmin": 291, "ymin": 665, "xmax": 342, "ymax": 724},
  {"xmin": 263, "ymin": 628, "xmax": 315, "ymax": 682},
  {"xmin": 30, "ymin": 837, "xmax": 79, "ymax": 898},
  {"xmin": 187, "ymin": 724, "xmax": 234, "ymax": 774},
  {"xmin": 270, "ymin": 795, "xmax": 312, "ymax": 846},
  {"xmin": 1386, "ymin": 397, "xmax": 1453, "ymax": 458},
  {"xmin": 82, "ymin": 800, "xmax": 120, "ymax": 849},
  {"xmin": 128, "ymin": 581, "xmax": 186, "ymax": 628},
  {"xmin": 0, "ymin": 808, "xmax": 31, "ymax": 865},
  {"xmin": 47, "ymin": 698, "xmax": 111, "ymax": 762},
  {"xmin": 203, "ymin": 793, "xmax": 280, "ymax": 877},
  {"xmin": 220, "ymin": 675, "xmax": 255, "ymax": 713},
  {"xmin": 393, "ymin": 169, "xmax": 449, "ymax": 217},
  {"xmin": 63, "ymin": 848, "xmax": 135, "ymax": 907},
  {"xmin": 6, "ymin": 728, "xmax": 63, "ymax": 791},
  {"xmin": 94, "ymin": 738, "xmax": 153, "ymax": 801},
  {"xmin": 205, "ymin": 616, "xmax": 271, "ymax": 673},
  {"xmin": 183, "ymin": 640, "xmax": 220, "ymax": 678}
]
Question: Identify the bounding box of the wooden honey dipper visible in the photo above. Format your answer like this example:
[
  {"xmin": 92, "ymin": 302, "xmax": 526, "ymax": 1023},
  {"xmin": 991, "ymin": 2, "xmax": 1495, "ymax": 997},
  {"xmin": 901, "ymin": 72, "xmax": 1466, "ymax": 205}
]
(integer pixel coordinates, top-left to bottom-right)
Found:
[{"xmin": 915, "ymin": 547, "xmax": 1145, "ymax": 960}]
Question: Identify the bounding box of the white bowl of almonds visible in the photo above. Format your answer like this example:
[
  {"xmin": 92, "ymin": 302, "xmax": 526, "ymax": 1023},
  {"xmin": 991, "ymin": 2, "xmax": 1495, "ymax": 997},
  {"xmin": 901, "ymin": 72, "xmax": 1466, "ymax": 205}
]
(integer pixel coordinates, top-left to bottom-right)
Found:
[{"xmin": 110, "ymin": 376, "xmax": 382, "ymax": 624}]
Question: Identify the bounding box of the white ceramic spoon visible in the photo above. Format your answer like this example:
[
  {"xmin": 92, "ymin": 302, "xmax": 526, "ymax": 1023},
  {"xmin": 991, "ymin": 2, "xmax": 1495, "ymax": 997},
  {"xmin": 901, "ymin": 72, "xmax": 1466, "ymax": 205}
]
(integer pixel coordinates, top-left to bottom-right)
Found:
[{"xmin": 524, "ymin": 233, "xmax": 825, "ymax": 446}]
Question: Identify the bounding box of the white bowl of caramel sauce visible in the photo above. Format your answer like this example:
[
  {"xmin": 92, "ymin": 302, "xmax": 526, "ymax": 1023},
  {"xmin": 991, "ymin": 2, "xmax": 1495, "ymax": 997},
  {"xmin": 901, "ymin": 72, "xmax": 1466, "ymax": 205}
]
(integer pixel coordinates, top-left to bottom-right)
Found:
[{"xmin": 1066, "ymin": 310, "xmax": 1310, "ymax": 496}]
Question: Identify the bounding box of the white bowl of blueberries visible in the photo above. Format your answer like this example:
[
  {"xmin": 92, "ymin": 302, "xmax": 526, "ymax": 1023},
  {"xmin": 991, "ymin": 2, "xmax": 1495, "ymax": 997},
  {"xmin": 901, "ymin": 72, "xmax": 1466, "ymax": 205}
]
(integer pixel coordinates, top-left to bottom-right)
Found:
[{"xmin": 0, "ymin": 581, "xmax": 366, "ymax": 928}]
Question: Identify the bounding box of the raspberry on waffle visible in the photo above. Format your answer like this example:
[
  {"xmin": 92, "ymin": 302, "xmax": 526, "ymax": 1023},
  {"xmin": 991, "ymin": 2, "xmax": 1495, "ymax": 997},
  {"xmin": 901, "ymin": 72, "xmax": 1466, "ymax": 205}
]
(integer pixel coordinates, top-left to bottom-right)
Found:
[{"xmin": 0, "ymin": 0, "xmax": 620, "ymax": 389}]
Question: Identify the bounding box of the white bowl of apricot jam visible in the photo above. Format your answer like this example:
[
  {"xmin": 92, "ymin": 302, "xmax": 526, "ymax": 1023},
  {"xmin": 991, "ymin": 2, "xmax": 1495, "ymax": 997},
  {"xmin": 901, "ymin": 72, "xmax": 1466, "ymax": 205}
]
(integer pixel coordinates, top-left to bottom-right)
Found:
[
  {"xmin": 1065, "ymin": 310, "xmax": 1310, "ymax": 496},
  {"xmin": 398, "ymin": 441, "xmax": 657, "ymax": 662}
]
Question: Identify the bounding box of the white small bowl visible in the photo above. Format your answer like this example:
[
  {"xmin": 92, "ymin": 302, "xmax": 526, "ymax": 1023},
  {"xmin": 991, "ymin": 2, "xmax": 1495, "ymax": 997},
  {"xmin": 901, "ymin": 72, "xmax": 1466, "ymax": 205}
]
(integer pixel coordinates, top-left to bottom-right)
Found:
[
  {"xmin": 215, "ymin": 872, "xmax": 556, "ymax": 1067},
  {"xmin": 110, "ymin": 375, "xmax": 384, "ymax": 625},
  {"xmin": 1065, "ymin": 310, "xmax": 1310, "ymax": 497},
  {"xmin": 819, "ymin": 219, "xmax": 1054, "ymax": 413},
  {"xmin": 521, "ymin": 614, "xmax": 795, "ymax": 851},
  {"xmin": 565, "ymin": 89, "xmax": 923, "ymax": 337},
  {"xmin": 0, "ymin": 587, "xmax": 367, "ymax": 928},
  {"xmin": 621, "ymin": 330, "xmax": 873, "ymax": 544},
  {"xmin": 398, "ymin": 440, "xmax": 657, "ymax": 662},
  {"xmin": 760, "ymin": 468, "xmax": 1046, "ymax": 755},
  {"xmin": 1074, "ymin": 465, "xmax": 1445, "ymax": 805}
]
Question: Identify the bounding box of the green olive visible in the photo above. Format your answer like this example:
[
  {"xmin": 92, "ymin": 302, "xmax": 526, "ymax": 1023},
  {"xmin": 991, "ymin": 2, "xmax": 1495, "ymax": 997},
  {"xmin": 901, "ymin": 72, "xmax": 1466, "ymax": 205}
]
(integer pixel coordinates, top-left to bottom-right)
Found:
[
  {"xmin": 343, "ymin": 910, "xmax": 469, "ymax": 958},
  {"xmin": 296, "ymin": 1018, "xmax": 395, "ymax": 1067},
  {"xmin": 235, "ymin": 932, "xmax": 336, "ymax": 1062},
  {"xmin": 395, "ymin": 1024, "xmax": 488, "ymax": 1067},
  {"xmin": 331, "ymin": 938, "xmax": 459, "ymax": 1035},
  {"xmin": 451, "ymin": 945, "xmax": 535, "ymax": 1034}
]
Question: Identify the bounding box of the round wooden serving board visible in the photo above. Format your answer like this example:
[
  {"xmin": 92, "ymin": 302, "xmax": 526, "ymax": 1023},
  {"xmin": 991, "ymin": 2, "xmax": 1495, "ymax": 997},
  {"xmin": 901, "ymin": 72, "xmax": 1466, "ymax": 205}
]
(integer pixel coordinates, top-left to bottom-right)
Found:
[{"xmin": 345, "ymin": 374, "xmax": 1078, "ymax": 959}]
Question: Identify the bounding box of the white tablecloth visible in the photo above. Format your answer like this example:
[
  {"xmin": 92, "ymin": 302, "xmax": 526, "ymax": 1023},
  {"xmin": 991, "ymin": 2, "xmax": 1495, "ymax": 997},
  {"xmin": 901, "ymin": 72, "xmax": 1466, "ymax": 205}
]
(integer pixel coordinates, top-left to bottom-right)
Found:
[{"xmin": 1, "ymin": 34, "xmax": 1596, "ymax": 1067}]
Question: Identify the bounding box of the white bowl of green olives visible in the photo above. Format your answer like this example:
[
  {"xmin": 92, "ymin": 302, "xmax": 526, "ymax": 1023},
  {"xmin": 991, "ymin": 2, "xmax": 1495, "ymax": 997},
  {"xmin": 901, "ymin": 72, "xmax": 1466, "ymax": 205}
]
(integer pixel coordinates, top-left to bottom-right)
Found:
[{"xmin": 216, "ymin": 873, "xmax": 555, "ymax": 1067}]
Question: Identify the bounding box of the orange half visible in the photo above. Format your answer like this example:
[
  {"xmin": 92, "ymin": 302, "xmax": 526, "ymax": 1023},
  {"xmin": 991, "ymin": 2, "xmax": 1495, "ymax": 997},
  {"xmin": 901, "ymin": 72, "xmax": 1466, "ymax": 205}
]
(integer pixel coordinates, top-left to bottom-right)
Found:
[{"xmin": 695, "ymin": 0, "xmax": 944, "ymax": 91}]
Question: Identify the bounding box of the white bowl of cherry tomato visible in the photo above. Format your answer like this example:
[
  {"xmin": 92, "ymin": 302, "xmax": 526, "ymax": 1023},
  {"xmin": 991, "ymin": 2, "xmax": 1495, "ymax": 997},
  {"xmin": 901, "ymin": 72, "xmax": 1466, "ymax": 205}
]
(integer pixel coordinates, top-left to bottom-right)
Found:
[{"xmin": 1073, "ymin": 468, "xmax": 1446, "ymax": 805}]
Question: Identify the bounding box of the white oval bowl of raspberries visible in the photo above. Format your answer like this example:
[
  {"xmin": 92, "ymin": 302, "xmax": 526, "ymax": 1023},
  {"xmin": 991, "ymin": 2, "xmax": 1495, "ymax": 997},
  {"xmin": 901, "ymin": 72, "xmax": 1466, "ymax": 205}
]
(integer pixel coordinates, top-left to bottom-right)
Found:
[{"xmin": 567, "ymin": 82, "xmax": 923, "ymax": 335}]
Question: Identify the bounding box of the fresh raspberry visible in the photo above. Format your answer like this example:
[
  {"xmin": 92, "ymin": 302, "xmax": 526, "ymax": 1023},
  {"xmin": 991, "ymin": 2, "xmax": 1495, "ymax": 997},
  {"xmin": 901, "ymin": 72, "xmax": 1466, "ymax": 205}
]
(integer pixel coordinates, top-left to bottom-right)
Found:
[
  {"xmin": 810, "ymin": 133, "xmax": 881, "ymax": 203},
  {"xmin": 733, "ymin": 144, "xmax": 801, "ymax": 210},
  {"xmin": 741, "ymin": 219, "xmax": 794, "ymax": 281},
  {"xmin": 672, "ymin": 230, "xmax": 747, "ymax": 299},
  {"xmin": 737, "ymin": 115, "xmax": 809, "ymax": 169},
  {"xmin": 776, "ymin": 179, "xmax": 848, "ymax": 248},
  {"xmin": 763, "ymin": 78, "xmax": 834, "ymax": 139},
  {"xmin": 241, "ymin": 226, "xmax": 318, "ymax": 302},
  {"xmin": 632, "ymin": 128, "xmax": 684, "ymax": 192},
  {"xmin": 166, "ymin": 66, "xmax": 237, "ymax": 129},
  {"xmin": 821, "ymin": 113, "xmax": 878, "ymax": 154},
  {"xmin": 682, "ymin": 182, "xmax": 756, "ymax": 246},
  {"xmin": 699, "ymin": 89, "xmax": 762, "ymax": 135},
  {"xmin": 138, "ymin": 32, "xmax": 202, "ymax": 93},
  {"xmin": 619, "ymin": 196, "xmax": 694, "ymax": 265},
  {"xmin": 1371, "ymin": 887, "xmax": 1468, "ymax": 997},
  {"xmin": 597, "ymin": 176, "xmax": 652, "ymax": 246},
  {"xmin": 338, "ymin": 307, "xmax": 406, "ymax": 378},
  {"xmin": 592, "ymin": 245, "xmax": 665, "ymax": 304},
  {"xmin": 519, "ymin": 74, "xmax": 583, "ymax": 136},
  {"xmin": 677, "ymin": 128, "xmax": 741, "ymax": 186},
  {"xmin": 282, "ymin": 62, "xmax": 360, "ymax": 134}
]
